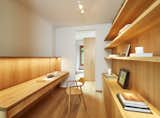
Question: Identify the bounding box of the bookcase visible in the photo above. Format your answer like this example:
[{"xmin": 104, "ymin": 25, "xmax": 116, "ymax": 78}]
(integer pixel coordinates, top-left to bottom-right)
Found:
[{"xmin": 103, "ymin": 0, "xmax": 160, "ymax": 117}]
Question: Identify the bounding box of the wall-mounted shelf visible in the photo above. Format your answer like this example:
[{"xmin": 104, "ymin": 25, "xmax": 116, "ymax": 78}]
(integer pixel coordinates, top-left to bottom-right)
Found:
[
  {"xmin": 105, "ymin": 56, "xmax": 160, "ymax": 63},
  {"xmin": 105, "ymin": 0, "xmax": 160, "ymax": 48},
  {"xmin": 104, "ymin": 0, "xmax": 160, "ymax": 113},
  {"xmin": 105, "ymin": 0, "xmax": 156, "ymax": 41}
]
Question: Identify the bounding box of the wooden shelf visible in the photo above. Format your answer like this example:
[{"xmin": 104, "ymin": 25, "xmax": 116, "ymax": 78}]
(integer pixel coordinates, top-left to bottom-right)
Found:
[
  {"xmin": 105, "ymin": 0, "xmax": 160, "ymax": 48},
  {"xmin": 102, "ymin": 75, "xmax": 160, "ymax": 118},
  {"xmin": 105, "ymin": 56, "xmax": 160, "ymax": 63},
  {"xmin": 105, "ymin": 0, "xmax": 156, "ymax": 41}
]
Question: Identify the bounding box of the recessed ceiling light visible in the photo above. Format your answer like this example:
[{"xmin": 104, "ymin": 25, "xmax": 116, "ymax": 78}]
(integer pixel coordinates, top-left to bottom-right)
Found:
[{"xmin": 81, "ymin": 9, "xmax": 84, "ymax": 14}]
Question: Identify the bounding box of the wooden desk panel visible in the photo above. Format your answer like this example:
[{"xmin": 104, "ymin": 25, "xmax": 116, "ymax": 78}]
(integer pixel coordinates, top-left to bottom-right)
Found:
[{"xmin": 0, "ymin": 72, "xmax": 69, "ymax": 118}]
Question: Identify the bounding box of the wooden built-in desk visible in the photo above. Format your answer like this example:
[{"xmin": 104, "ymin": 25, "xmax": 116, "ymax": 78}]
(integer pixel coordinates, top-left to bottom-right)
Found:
[
  {"xmin": 102, "ymin": 74, "xmax": 160, "ymax": 118},
  {"xmin": 0, "ymin": 71, "xmax": 69, "ymax": 118}
]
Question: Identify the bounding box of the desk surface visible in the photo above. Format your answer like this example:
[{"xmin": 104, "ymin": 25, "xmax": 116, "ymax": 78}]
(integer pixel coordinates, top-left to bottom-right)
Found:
[{"xmin": 0, "ymin": 71, "xmax": 68, "ymax": 110}]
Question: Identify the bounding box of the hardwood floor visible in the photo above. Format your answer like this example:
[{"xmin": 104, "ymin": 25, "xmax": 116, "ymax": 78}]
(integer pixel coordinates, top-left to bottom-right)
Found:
[{"xmin": 15, "ymin": 81, "xmax": 106, "ymax": 118}]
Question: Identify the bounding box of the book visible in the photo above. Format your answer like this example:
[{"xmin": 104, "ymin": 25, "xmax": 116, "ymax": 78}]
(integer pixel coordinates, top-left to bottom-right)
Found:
[
  {"xmin": 124, "ymin": 106, "xmax": 151, "ymax": 113},
  {"xmin": 117, "ymin": 93, "xmax": 152, "ymax": 113},
  {"xmin": 125, "ymin": 44, "xmax": 131, "ymax": 57},
  {"xmin": 117, "ymin": 94, "xmax": 148, "ymax": 109},
  {"xmin": 121, "ymin": 92, "xmax": 146, "ymax": 106}
]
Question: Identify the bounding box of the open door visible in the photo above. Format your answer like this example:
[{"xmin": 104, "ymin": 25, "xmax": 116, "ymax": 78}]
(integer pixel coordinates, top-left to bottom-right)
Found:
[{"xmin": 84, "ymin": 38, "xmax": 96, "ymax": 81}]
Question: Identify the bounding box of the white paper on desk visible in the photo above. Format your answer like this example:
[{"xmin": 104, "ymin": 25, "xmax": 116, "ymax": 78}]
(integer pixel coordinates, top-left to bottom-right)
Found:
[{"xmin": 43, "ymin": 77, "xmax": 54, "ymax": 81}]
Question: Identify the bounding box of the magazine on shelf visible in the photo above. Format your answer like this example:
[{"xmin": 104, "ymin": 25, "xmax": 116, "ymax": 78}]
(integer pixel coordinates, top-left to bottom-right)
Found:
[
  {"xmin": 120, "ymin": 92, "xmax": 146, "ymax": 106},
  {"xmin": 117, "ymin": 93, "xmax": 152, "ymax": 113},
  {"xmin": 124, "ymin": 106, "xmax": 151, "ymax": 113},
  {"xmin": 118, "ymin": 93, "xmax": 148, "ymax": 108}
]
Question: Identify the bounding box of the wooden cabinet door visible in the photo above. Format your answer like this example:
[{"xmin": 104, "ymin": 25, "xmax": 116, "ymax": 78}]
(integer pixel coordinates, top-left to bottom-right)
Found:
[{"xmin": 84, "ymin": 38, "xmax": 95, "ymax": 81}]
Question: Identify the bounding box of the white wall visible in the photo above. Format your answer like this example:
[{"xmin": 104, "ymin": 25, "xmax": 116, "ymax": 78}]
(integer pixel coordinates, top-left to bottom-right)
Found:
[
  {"xmin": 0, "ymin": 0, "xmax": 55, "ymax": 57},
  {"xmin": 56, "ymin": 24, "xmax": 111, "ymax": 90}
]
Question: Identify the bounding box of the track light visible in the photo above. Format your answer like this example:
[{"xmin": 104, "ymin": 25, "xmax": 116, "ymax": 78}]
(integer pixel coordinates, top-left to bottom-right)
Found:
[
  {"xmin": 77, "ymin": 0, "xmax": 85, "ymax": 14},
  {"xmin": 78, "ymin": 4, "xmax": 83, "ymax": 10},
  {"xmin": 81, "ymin": 9, "xmax": 84, "ymax": 14}
]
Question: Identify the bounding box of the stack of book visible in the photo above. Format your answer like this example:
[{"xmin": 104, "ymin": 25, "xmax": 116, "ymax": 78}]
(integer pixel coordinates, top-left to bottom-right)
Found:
[{"xmin": 117, "ymin": 92, "xmax": 151, "ymax": 113}]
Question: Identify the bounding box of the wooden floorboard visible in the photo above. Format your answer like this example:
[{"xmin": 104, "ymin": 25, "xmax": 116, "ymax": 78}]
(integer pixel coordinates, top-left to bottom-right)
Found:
[{"xmin": 15, "ymin": 81, "xmax": 106, "ymax": 118}]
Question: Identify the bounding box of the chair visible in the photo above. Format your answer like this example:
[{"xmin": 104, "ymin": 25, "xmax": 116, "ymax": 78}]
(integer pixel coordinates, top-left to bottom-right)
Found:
[{"xmin": 66, "ymin": 77, "xmax": 87, "ymax": 113}]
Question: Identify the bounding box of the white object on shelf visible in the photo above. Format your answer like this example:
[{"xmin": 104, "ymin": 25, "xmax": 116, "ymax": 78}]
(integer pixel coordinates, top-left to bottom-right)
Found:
[
  {"xmin": 108, "ymin": 68, "xmax": 112, "ymax": 75},
  {"xmin": 130, "ymin": 53, "xmax": 153, "ymax": 57},
  {"xmin": 135, "ymin": 47, "xmax": 144, "ymax": 54},
  {"xmin": 103, "ymin": 73, "xmax": 117, "ymax": 79},
  {"xmin": 109, "ymin": 54, "xmax": 120, "ymax": 58}
]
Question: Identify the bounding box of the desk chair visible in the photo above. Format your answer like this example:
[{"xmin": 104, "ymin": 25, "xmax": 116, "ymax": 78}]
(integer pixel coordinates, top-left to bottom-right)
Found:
[{"xmin": 66, "ymin": 77, "xmax": 87, "ymax": 113}]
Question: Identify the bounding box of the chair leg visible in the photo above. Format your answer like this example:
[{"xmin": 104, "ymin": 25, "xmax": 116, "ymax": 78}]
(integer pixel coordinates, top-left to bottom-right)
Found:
[
  {"xmin": 68, "ymin": 94, "xmax": 71, "ymax": 113},
  {"xmin": 78, "ymin": 95, "xmax": 81, "ymax": 102},
  {"xmin": 81, "ymin": 94, "xmax": 87, "ymax": 111}
]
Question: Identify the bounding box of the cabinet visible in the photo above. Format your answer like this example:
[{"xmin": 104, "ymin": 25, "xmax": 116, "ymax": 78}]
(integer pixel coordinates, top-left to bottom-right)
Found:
[{"xmin": 102, "ymin": 74, "xmax": 160, "ymax": 118}]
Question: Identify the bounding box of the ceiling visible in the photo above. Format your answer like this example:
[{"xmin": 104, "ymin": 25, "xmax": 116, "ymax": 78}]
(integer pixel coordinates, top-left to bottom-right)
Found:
[{"xmin": 18, "ymin": 0, "xmax": 124, "ymax": 27}]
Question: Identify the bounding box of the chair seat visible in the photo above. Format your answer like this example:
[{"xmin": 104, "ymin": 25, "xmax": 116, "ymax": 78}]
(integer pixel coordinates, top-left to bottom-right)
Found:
[
  {"xmin": 67, "ymin": 81, "xmax": 83, "ymax": 87},
  {"xmin": 77, "ymin": 82, "xmax": 83, "ymax": 86},
  {"xmin": 66, "ymin": 87, "xmax": 82, "ymax": 95}
]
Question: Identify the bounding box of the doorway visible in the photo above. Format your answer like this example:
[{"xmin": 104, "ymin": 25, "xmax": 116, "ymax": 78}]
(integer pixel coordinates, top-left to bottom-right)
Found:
[
  {"xmin": 84, "ymin": 38, "xmax": 95, "ymax": 81},
  {"xmin": 75, "ymin": 31, "xmax": 96, "ymax": 81}
]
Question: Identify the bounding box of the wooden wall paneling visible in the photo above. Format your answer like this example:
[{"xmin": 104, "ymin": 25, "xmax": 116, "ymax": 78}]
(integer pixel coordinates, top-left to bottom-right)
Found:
[
  {"xmin": 154, "ymin": 63, "xmax": 160, "ymax": 110},
  {"xmin": 50, "ymin": 58, "xmax": 56, "ymax": 72},
  {"xmin": 0, "ymin": 59, "xmax": 14, "ymax": 89},
  {"xmin": 55, "ymin": 58, "xmax": 61, "ymax": 71},
  {"xmin": 0, "ymin": 58, "xmax": 61, "ymax": 90},
  {"xmin": 15, "ymin": 59, "xmax": 30, "ymax": 84}
]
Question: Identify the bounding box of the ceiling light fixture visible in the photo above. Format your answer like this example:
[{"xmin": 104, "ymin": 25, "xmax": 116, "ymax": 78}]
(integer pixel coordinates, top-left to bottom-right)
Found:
[
  {"xmin": 78, "ymin": 4, "xmax": 83, "ymax": 10},
  {"xmin": 77, "ymin": 0, "xmax": 85, "ymax": 14},
  {"xmin": 81, "ymin": 9, "xmax": 84, "ymax": 14}
]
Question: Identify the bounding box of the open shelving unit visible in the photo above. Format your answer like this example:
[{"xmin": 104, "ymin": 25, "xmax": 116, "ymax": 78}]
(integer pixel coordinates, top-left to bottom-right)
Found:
[
  {"xmin": 105, "ymin": 0, "xmax": 160, "ymax": 49},
  {"xmin": 103, "ymin": 0, "xmax": 160, "ymax": 117},
  {"xmin": 105, "ymin": 0, "xmax": 156, "ymax": 41},
  {"xmin": 105, "ymin": 56, "xmax": 160, "ymax": 63}
]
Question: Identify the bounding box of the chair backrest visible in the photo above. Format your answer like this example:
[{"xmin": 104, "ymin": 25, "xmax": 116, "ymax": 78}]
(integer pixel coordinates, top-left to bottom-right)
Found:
[{"xmin": 78, "ymin": 77, "xmax": 86, "ymax": 86}]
